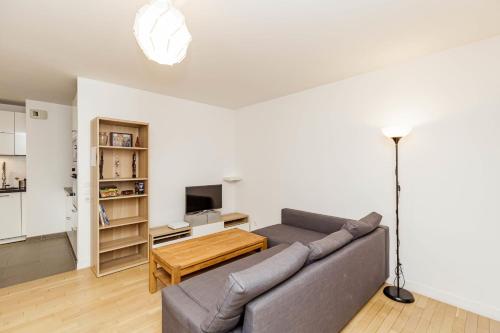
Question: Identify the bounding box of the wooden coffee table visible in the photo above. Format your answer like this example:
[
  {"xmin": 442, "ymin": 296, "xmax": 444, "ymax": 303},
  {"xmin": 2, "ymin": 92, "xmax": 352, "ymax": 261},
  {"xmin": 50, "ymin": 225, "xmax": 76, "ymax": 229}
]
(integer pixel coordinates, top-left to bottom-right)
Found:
[{"xmin": 149, "ymin": 229, "xmax": 267, "ymax": 293}]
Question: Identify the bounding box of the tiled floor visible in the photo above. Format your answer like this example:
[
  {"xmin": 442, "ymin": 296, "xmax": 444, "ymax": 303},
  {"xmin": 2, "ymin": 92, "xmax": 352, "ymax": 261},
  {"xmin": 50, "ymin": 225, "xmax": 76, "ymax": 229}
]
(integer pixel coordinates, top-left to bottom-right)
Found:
[{"xmin": 0, "ymin": 234, "xmax": 76, "ymax": 288}]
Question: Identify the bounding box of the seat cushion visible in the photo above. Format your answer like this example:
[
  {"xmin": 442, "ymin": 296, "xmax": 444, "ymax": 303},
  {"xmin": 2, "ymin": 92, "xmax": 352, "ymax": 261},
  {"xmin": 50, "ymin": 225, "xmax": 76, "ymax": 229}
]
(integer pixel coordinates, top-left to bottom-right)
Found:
[
  {"xmin": 253, "ymin": 224, "xmax": 327, "ymax": 248},
  {"xmin": 177, "ymin": 243, "xmax": 289, "ymax": 311},
  {"xmin": 200, "ymin": 242, "xmax": 310, "ymax": 333}
]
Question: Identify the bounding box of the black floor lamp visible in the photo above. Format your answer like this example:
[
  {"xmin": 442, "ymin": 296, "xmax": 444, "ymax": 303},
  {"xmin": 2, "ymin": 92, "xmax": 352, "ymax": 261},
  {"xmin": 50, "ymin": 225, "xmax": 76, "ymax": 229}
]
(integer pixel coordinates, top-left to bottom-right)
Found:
[{"xmin": 382, "ymin": 126, "xmax": 415, "ymax": 304}]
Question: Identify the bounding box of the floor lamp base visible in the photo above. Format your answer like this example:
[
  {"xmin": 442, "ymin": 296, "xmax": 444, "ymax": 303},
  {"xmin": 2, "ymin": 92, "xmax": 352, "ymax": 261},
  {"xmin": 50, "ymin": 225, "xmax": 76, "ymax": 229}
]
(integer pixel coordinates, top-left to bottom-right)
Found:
[{"xmin": 383, "ymin": 285, "xmax": 415, "ymax": 304}]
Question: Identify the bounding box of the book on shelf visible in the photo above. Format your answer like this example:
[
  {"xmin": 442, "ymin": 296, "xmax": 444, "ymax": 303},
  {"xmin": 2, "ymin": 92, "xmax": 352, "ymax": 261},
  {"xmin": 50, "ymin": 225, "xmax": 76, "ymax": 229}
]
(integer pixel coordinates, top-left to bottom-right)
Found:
[{"xmin": 99, "ymin": 204, "xmax": 110, "ymax": 226}]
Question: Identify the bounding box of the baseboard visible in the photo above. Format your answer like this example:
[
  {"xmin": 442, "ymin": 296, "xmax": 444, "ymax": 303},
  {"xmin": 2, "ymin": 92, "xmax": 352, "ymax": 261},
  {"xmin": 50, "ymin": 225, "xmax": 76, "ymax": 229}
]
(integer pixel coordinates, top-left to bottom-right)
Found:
[
  {"xmin": 0, "ymin": 235, "xmax": 26, "ymax": 245},
  {"xmin": 387, "ymin": 276, "xmax": 500, "ymax": 321}
]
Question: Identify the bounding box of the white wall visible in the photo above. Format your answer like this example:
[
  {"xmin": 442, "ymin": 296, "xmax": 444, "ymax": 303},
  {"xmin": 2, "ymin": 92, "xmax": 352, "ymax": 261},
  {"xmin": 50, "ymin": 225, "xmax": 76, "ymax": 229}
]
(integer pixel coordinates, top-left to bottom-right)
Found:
[
  {"xmin": 25, "ymin": 100, "xmax": 73, "ymax": 237},
  {"xmin": 76, "ymin": 78, "xmax": 236, "ymax": 269},
  {"xmin": 235, "ymin": 36, "xmax": 500, "ymax": 320}
]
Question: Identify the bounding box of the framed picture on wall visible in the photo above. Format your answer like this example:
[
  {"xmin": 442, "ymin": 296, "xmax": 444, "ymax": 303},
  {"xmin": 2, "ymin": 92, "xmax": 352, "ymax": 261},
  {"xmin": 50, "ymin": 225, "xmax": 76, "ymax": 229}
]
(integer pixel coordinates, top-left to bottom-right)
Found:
[{"xmin": 110, "ymin": 132, "xmax": 133, "ymax": 147}]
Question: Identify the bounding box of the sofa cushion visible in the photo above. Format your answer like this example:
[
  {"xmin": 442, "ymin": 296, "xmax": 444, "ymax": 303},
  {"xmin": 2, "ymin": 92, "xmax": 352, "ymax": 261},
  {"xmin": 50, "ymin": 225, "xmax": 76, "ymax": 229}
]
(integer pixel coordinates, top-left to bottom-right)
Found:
[
  {"xmin": 360, "ymin": 212, "xmax": 383, "ymax": 229},
  {"xmin": 342, "ymin": 212, "xmax": 382, "ymax": 239},
  {"xmin": 253, "ymin": 224, "xmax": 327, "ymax": 247},
  {"xmin": 200, "ymin": 242, "xmax": 310, "ymax": 333},
  {"xmin": 306, "ymin": 229, "xmax": 353, "ymax": 264},
  {"xmin": 281, "ymin": 208, "xmax": 352, "ymax": 234},
  {"xmin": 178, "ymin": 244, "xmax": 289, "ymax": 311}
]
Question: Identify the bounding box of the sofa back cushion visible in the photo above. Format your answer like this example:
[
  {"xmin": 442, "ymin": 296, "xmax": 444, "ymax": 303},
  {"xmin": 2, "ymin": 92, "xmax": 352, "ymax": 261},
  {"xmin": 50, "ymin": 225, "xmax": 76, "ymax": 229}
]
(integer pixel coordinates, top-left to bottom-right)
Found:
[
  {"xmin": 200, "ymin": 242, "xmax": 310, "ymax": 333},
  {"xmin": 342, "ymin": 212, "xmax": 383, "ymax": 239},
  {"xmin": 306, "ymin": 229, "xmax": 353, "ymax": 264},
  {"xmin": 281, "ymin": 208, "xmax": 351, "ymax": 234}
]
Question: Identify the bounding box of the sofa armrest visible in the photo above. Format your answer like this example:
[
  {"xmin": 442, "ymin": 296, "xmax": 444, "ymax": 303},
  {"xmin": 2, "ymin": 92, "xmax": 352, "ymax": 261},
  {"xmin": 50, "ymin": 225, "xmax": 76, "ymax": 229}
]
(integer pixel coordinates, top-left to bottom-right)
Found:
[
  {"xmin": 281, "ymin": 208, "xmax": 350, "ymax": 234},
  {"xmin": 162, "ymin": 286, "xmax": 206, "ymax": 333}
]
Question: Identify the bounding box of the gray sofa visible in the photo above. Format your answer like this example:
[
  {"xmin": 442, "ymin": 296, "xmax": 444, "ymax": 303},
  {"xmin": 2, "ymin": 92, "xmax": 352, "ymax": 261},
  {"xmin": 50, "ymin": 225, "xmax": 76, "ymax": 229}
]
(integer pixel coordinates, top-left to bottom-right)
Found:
[{"xmin": 162, "ymin": 208, "xmax": 389, "ymax": 333}]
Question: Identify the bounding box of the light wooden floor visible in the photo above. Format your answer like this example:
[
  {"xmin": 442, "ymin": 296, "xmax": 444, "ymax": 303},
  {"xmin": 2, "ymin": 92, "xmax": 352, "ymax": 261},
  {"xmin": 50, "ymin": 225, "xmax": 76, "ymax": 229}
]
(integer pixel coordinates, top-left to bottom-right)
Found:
[{"xmin": 0, "ymin": 264, "xmax": 498, "ymax": 333}]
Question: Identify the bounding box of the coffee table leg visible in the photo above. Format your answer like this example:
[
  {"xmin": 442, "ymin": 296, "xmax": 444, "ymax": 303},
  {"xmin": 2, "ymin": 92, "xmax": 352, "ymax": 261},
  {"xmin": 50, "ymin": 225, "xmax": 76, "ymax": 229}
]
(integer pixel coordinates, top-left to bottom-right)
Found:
[
  {"xmin": 149, "ymin": 254, "xmax": 157, "ymax": 293},
  {"xmin": 171, "ymin": 267, "xmax": 181, "ymax": 285},
  {"xmin": 261, "ymin": 239, "xmax": 268, "ymax": 251}
]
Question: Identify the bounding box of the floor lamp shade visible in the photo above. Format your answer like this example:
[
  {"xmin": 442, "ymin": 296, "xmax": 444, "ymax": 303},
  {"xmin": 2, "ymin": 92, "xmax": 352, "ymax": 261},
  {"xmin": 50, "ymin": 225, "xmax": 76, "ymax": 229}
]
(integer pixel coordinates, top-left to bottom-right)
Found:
[
  {"xmin": 382, "ymin": 126, "xmax": 412, "ymax": 139},
  {"xmin": 382, "ymin": 126, "xmax": 415, "ymax": 304}
]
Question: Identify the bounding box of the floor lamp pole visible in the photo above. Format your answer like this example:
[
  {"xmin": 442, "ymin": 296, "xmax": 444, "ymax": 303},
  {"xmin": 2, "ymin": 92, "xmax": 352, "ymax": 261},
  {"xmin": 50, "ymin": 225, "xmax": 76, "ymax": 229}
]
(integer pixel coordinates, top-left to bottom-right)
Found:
[{"xmin": 383, "ymin": 136, "xmax": 415, "ymax": 304}]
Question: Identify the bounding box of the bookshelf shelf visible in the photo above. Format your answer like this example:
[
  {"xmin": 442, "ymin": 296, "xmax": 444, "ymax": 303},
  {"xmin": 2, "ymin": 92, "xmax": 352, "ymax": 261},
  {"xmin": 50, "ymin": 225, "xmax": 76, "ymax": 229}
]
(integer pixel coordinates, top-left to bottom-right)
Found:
[
  {"xmin": 99, "ymin": 178, "xmax": 148, "ymax": 183},
  {"xmin": 92, "ymin": 117, "xmax": 149, "ymax": 277},
  {"xmin": 100, "ymin": 235, "xmax": 149, "ymax": 253},
  {"xmin": 99, "ymin": 216, "xmax": 148, "ymax": 230},
  {"xmin": 100, "ymin": 254, "xmax": 148, "ymax": 275},
  {"xmin": 99, "ymin": 146, "xmax": 148, "ymax": 150},
  {"xmin": 99, "ymin": 194, "xmax": 148, "ymax": 201}
]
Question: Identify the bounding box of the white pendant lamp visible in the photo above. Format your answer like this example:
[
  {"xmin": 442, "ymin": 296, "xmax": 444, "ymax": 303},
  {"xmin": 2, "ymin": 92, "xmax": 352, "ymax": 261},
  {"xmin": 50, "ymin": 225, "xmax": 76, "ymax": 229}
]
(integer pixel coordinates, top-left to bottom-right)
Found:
[{"xmin": 134, "ymin": 0, "xmax": 192, "ymax": 65}]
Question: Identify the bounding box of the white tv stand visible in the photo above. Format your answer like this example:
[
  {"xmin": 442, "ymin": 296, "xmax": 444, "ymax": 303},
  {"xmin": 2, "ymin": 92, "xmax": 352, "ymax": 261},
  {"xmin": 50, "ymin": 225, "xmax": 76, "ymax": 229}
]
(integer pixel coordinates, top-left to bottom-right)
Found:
[{"xmin": 150, "ymin": 212, "xmax": 250, "ymax": 249}]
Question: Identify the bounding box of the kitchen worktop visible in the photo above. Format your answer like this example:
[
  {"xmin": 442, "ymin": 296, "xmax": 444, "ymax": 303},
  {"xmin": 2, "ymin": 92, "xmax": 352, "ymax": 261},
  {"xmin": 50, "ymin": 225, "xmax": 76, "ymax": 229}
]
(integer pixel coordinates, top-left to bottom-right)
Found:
[{"xmin": 0, "ymin": 187, "xmax": 26, "ymax": 193}]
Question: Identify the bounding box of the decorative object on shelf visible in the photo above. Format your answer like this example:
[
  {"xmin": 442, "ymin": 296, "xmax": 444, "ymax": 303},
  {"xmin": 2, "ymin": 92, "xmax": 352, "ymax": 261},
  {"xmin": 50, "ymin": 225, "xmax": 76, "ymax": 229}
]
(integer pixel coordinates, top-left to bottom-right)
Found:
[
  {"xmin": 132, "ymin": 152, "xmax": 137, "ymax": 178},
  {"xmin": 134, "ymin": 0, "xmax": 192, "ymax": 65},
  {"xmin": 135, "ymin": 181, "xmax": 145, "ymax": 195},
  {"xmin": 381, "ymin": 126, "xmax": 415, "ymax": 304},
  {"xmin": 110, "ymin": 132, "xmax": 133, "ymax": 147},
  {"xmin": 99, "ymin": 186, "xmax": 119, "ymax": 198},
  {"xmin": 1, "ymin": 162, "xmax": 6, "ymax": 189},
  {"xmin": 121, "ymin": 190, "xmax": 134, "ymax": 196},
  {"xmin": 99, "ymin": 150, "xmax": 104, "ymax": 180},
  {"xmin": 114, "ymin": 157, "xmax": 120, "ymax": 178},
  {"xmin": 99, "ymin": 132, "xmax": 108, "ymax": 146},
  {"xmin": 135, "ymin": 136, "xmax": 141, "ymax": 147},
  {"xmin": 17, "ymin": 178, "xmax": 26, "ymax": 190}
]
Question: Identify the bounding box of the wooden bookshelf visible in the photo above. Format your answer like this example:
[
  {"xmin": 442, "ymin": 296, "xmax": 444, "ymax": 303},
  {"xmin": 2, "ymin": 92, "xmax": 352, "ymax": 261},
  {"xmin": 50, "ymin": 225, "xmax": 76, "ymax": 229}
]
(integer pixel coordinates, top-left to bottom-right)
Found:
[{"xmin": 91, "ymin": 117, "xmax": 149, "ymax": 277}]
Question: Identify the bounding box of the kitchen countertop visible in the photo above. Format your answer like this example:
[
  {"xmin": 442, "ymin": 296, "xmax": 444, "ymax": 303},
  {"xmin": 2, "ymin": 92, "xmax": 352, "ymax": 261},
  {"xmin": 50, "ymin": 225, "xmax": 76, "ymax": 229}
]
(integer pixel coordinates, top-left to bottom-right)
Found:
[{"xmin": 0, "ymin": 187, "xmax": 27, "ymax": 193}]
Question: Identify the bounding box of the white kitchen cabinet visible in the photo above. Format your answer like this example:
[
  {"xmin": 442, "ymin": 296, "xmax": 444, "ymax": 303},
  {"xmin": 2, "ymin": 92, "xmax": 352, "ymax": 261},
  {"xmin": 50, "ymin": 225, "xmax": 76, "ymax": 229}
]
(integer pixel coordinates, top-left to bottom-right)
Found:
[
  {"xmin": 14, "ymin": 133, "xmax": 26, "ymax": 155},
  {"xmin": 0, "ymin": 192, "xmax": 22, "ymax": 240},
  {"xmin": 0, "ymin": 133, "xmax": 15, "ymax": 155},
  {"xmin": 0, "ymin": 111, "xmax": 14, "ymax": 133},
  {"xmin": 14, "ymin": 112, "xmax": 26, "ymax": 133},
  {"xmin": 14, "ymin": 112, "xmax": 26, "ymax": 155}
]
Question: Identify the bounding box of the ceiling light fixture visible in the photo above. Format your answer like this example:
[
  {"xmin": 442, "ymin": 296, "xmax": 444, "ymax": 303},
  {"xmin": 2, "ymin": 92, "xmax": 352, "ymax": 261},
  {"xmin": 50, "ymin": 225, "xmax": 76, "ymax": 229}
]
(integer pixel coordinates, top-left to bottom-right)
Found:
[{"xmin": 134, "ymin": 0, "xmax": 192, "ymax": 65}]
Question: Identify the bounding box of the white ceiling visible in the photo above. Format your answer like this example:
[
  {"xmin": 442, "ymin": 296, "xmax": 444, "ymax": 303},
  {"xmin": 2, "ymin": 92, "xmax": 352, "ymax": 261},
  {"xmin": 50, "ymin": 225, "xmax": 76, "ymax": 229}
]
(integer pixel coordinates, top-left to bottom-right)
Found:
[{"xmin": 1, "ymin": 0, "xmax": 500, "ymax": 109}]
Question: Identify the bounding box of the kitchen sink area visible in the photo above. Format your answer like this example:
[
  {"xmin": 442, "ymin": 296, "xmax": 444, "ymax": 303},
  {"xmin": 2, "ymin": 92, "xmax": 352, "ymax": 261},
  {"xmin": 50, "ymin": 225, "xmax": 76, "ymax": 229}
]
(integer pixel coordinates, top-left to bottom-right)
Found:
[{"xmin": 0, "ymin": 186, "xmax": 26, "ymax": 193}]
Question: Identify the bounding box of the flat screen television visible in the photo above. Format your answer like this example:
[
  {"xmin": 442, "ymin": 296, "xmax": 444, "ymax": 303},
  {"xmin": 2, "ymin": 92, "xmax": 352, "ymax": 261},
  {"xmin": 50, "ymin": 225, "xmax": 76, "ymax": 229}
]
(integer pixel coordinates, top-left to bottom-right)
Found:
[{"xmin": 186, "ymin": 184, "xmax": 222, "ymax": 214}]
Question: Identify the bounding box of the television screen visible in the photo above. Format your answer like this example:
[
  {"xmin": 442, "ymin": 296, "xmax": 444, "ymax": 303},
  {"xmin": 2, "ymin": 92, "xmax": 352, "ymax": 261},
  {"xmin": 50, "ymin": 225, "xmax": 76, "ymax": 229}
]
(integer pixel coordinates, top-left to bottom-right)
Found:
[{"xmin": 186, "ymin": 184, "xmax": 222, "ymax": 214}]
